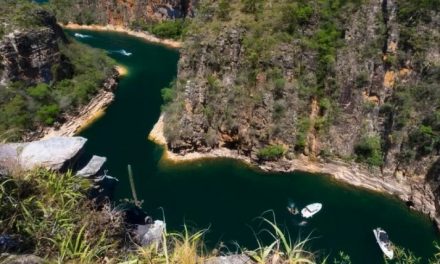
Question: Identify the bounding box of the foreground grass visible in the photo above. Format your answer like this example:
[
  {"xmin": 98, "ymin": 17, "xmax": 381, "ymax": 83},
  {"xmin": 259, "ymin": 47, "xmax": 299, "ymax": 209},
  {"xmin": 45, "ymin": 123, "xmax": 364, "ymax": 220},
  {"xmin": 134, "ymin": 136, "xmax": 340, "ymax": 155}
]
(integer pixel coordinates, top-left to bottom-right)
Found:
[{"xmin": 0, "ymin": 169, "xmax": 439, "ymax": 263}]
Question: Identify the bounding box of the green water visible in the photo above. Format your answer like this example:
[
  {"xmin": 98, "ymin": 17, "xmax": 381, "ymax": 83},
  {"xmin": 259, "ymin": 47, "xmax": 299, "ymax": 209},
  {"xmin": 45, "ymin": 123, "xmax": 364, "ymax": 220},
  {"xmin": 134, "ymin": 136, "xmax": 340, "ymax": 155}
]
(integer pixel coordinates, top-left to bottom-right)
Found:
[{"xmin": 67, "ymin": 29, "xmax": 440, "ymax": 263}]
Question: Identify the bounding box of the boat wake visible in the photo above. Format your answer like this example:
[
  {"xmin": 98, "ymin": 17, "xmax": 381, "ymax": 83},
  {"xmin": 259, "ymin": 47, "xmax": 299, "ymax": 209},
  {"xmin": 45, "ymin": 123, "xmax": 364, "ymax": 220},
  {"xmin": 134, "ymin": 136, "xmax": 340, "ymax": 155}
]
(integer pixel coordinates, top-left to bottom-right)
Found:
[
  {"xmin": 74, "ymin": 33, "xmax": 92, "ymax": 39},
  {"xmin": 108, "ymin": 49, "xmax": 133, "ymax": 56}
]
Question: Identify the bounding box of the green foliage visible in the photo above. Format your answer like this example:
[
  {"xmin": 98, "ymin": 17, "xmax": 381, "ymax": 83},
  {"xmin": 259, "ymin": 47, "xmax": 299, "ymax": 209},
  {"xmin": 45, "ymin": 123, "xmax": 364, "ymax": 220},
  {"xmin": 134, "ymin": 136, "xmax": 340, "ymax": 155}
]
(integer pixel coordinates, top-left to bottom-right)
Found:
[
  {"xmin": 385, "ymin": 247, "xmax": 421, "ymax": 264},
  {"xmin": 257, "ymin": 144, "xmax": 286, "ymax": 161},
  {"xmin": 241, "ymin": 0, "xmax": 263, "ymax": 14},
  {"xmin": 354, "ymin": 135, "xmax": 384, "ymax": 167},
  {"xmin": 36, "ymin": 104, "xmax": 60, "ymax": 125},
  {"xmin": 281, "ymin": 2, "xmax": 314, "ymax": 34},
  {"xmin": 0, "ymin": 0, "xmax": 45, "ymax": 37},
  {"xmin": 151, "ymin": 20, "xmax": 187, "ymax": 40},
  {"xmin": 295, "ymin": 117, "xmax": 310, "ymax": 152},
  {"xmin": 218, "ymin": 0, "xmax": 231, "ymax": 21},
  {"xmin": 0, "ymin": 28, "xmax": 115, "ymax": 141},
  {"xmin": 27, "ymin": 83, "xmax": 50, "ymax": 100},
  {"xmin": 0, "ymin": 169, "xmax": 123, "ymax": 262},
  {"xmin": 334, "ymin": 251, "xmax": 352, "ymax": 264},
  {"xmin": 409, "ymin": 125, "xmax": 440, "ymax": 157},
  {"xmin": 161, "ymin": 87, "xmax": 176, "ymax": 104},
  {"xmin": 273, "ymin": 78, "xmax": 285, "ymax": 99}
]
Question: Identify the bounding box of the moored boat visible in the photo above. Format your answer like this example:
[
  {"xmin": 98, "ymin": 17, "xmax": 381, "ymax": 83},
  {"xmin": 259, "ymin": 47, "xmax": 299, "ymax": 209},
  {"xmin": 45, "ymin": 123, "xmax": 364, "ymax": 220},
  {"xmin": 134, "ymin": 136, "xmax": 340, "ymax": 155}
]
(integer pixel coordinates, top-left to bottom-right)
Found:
[
  {"xmin": 373, "ymin": 227, "xmax": 394, "ymax": 259},
  {"xmin": 301, "ymin": 203, "xmax": 322, "ymax": 218}
]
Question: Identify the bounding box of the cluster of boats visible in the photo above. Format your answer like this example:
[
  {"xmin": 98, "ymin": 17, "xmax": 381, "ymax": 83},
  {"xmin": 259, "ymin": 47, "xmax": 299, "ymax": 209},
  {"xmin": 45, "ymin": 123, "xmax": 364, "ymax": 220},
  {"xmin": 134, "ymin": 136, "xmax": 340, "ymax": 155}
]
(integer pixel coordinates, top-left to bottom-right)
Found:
[
  {"xmin": 74, "ymin": 32, "xmax": 133, "ymax": 56},
  {"xmin": 287, "ymin": 202, "xmax": 394, "ymax": 259}
]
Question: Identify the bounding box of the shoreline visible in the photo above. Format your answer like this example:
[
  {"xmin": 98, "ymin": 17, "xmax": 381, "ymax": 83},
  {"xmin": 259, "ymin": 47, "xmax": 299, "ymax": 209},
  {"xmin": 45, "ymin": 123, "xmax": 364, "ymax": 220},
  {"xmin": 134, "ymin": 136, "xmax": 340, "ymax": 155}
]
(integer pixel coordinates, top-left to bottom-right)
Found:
[
  {"xmin": 62, "ymin": 23, "xmax": 182, "ymax": 49},
  {"xmin": 32, "ymin": 69, "xmax": 119, "ymax": 140},
  {"xmin": 149, "ymin": 114, "xmax": 440, "ymax": 229},
  {"xmin": 115, "ymin": 65, "xmax": 128, "ymax": 76}
]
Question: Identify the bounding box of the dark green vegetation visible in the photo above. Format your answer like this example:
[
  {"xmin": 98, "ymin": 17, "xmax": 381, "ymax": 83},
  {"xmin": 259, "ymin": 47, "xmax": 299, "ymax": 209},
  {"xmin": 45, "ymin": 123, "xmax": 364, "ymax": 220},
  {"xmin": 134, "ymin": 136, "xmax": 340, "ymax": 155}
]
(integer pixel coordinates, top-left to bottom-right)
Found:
[
  {"xmin": 71, "ymin": 30, "xmax": 440, "ymax": 264},
  {"xmin": 0, "ymin": 1, "xmax": 115, "ymax": 141},
  {"xmin": 0, "ymin": 0, "xmax": 46, "ymax": 38},
  {"xmin": 132, "ymin": 20, "xmax": 190, "ymax": 40},
  {"xmin": 161, "ymin": 0, "xmax": 440, "ymax": 178},
  {"xmin": 257, "ymin": 144, "xmax": 286, "ymax": 161},
  {"xmin": 47, "ymin": 0, "xmax": 190, "ymax": 40}
]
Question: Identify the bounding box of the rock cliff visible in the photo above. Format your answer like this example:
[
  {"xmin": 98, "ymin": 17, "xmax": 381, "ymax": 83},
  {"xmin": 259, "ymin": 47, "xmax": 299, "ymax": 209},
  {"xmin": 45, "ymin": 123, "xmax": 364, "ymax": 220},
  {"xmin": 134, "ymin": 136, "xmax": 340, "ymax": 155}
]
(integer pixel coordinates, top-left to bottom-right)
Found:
[
  {"xmin": 159, "ymin": 0, "xmax": 440, "ymax": 226},
  {"xmin": 0, "ymin": 10, "xmax": 68, "ymax": 85},
  {"xmin": 49, "ymin": 0, "xmax": 196, "ymax": 26},
  {"xmin": 0, "ymin": 1, "xmax": 116, "ymax": 141}
]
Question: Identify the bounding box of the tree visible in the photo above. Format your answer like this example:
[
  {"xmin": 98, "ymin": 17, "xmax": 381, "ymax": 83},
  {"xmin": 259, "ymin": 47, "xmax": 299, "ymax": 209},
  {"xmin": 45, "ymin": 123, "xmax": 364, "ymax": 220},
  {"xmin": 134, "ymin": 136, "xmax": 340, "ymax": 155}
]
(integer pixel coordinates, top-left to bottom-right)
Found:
[
  {"xmin": 28, "ymin": 83, "xmax": 50, "ymax": 100},
  {"xmin": 354, "ymin": 135, "xmax": 384, "ymax": 167}
]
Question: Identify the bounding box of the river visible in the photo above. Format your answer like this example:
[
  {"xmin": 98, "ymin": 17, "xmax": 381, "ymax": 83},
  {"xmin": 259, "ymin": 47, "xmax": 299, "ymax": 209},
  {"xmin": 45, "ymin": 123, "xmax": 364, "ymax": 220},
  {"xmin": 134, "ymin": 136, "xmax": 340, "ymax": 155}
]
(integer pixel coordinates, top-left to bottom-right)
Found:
[{"xmin": 66, "ymin": 29, "xmax": 440, "ymax": 263}]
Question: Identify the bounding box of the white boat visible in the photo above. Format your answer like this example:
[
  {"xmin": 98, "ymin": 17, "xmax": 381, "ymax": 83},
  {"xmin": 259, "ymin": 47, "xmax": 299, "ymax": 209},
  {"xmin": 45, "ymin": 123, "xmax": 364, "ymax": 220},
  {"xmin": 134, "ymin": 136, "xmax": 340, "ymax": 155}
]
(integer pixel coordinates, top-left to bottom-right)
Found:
[
  {"xmin": 119, "ymin": 49, "xmax": 132, "ymax": 56},
  {"xmin": 74, "ymin": 33, "xmax": 91, "ymax": 38},
  {"xmin": 373, "ymin": 228, "xmax": 394, "ymax": 259},
  {"xmin": 301, "ymin": 203, "xmax": 322, "ymax": 218}
]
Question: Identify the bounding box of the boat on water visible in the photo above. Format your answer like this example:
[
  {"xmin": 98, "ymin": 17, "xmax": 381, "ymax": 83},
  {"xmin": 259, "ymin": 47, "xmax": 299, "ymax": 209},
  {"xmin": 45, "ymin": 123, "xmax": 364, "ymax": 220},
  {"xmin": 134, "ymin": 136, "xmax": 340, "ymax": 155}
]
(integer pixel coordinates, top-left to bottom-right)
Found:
[
  {"xmin": 373, "ymin": 228, "xmax": 394, "ymax": 259},
  {"xmin": 119, "ymin": 49, "xmax": 132, "ymax": 56},
  {"xmin": 301, "ymin": 203, "xmax": 322, "ymax": 218},
  {"xmin": 74, "ymin": 33, "xmax": 91, "ymax": 38}
]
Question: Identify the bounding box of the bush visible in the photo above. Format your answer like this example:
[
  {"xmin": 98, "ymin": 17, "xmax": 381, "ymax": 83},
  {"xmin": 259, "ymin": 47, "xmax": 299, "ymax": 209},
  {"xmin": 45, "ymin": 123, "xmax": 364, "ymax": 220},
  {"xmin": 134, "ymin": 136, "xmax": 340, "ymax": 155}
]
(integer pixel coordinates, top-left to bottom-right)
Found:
[
  {"xmin": 161, "ymin": 87, "xmax": 176, "ymax": 104},
  {"xmin": 257, "ymin": 144, "xmax": 286, "ymax": 161},
  {"xmin": 36, "ymin": 104, "xmax": 59, "ymax": 125},
  {"xmin": 354, "ymin": 135, "xmax": 384, "ymax": 167},
  {"xmin": 274, "ymin": 78, "xmax": 285, "ymax": 98},
  {"xmin": 217, "ymin": 0, "xmax": 231, "ymax": 21},
  {"xmin": 241, "ymin": 0, "xmax": 263, "ymax": 14},
  {"xmin": 151, "ymin": 20, "xmax": 186, "ymax": 40},
  {"xmin": 281, "ymin": 2, "xmax": 314, "ymax": 34}
]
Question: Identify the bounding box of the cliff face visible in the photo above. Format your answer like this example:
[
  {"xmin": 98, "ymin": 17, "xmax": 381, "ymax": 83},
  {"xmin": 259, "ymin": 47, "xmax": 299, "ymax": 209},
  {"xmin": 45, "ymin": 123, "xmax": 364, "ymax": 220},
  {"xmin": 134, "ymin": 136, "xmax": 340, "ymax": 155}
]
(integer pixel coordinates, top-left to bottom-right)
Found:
[
  {"xmin": 50, "ymin": 0, "xmax": 196, "ymax": 26},
  {"xmin": 0, "ymin": 10, "xmax": 69, "ymax": 85},
  {"xmin": 0, "ymin": 2, "xmax": 115, "ymax": 141},
  {"xmin": 161, "ymin": 0, "xmax": 440, "ymax": 223}
]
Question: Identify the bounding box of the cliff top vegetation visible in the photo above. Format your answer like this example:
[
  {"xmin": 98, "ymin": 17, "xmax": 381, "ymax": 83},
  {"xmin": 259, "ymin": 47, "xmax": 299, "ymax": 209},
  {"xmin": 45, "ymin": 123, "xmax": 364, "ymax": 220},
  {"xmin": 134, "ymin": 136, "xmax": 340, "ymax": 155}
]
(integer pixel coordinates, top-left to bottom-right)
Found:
[{"xmin": 0, "ymin": 1, "xmax": 115, "ymax": 141}]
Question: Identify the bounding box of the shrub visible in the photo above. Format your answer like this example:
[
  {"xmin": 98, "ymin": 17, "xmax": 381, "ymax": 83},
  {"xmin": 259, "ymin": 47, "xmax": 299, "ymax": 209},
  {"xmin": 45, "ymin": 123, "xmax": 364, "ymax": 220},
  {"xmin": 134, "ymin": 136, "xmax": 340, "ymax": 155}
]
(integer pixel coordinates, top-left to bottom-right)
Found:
[
  {"xmin": 273, "ymin": 78, "xmax": 285, "ymax": 98},
  {"xmin": 409, "ymin": 125, "xmax": 440, "ymax": 156},
  {"xmin": 217, "ymin": 0, "xmax": 231, "ymax": 21},
  {"xmin": 28, "ymin": 83, "xmax": 50, "ymax": 100},
  {"xmin": 36, "ymin": 104, "xmax": 60, "ymax": 125},
  {"xmin": 354, "ymin": 135, "xmax": 384, "ymax": 167},
  {"xmin": 151, "ymin": 20, "xmax": 186, "ymax": 40},
  {"xmin": 161, "ymin": 87, "xmax": 176, "ymax": 104},
  {"xmin": 241, "ymin": 0, "xmax": 263, "ymax": 14},
  {"xmin": 281, "ymin": 2, "xmax": 314, "ymax": 34},
  {"xmin": 257, "ymin": 144, "xmax": 286, "ymax": 161}
]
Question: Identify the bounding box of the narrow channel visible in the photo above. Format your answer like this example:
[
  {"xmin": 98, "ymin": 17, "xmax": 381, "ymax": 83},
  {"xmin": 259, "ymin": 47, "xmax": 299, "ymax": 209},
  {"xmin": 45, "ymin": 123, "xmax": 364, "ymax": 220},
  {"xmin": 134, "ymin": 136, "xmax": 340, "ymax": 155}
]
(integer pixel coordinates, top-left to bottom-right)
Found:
[{"xmin": 67, "ymin": 29, "xmax": 440, "ymax": 263}]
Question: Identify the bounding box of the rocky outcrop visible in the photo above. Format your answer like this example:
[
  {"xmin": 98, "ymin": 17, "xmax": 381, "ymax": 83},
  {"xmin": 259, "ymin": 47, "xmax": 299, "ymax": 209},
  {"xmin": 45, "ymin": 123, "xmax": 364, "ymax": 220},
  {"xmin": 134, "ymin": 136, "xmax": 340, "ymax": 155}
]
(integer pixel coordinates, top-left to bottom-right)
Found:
[
  {"xmin": 53, "ymin": 0, "xmax": 197, "ymax": 26},
  {"xmin": 76, "ymin": 155, "xmax": 107, "ymax": 177},
  {"xmin": 0, "ymin": 137, "xmax": 87, "ymax": 173},
  {"xmin": 134, "ymin": 220, "xmax": 166, "ymax": 247},
  {"xmin": 205, "ymin": 255, "xmax": 253, "ymax": 264},
  {"xmin": 0, "ymin": 254, "xmax": 43, "ymax": 264},
  {"xmin": 0, "ymin": 10, "xmax": 69, "ymax": 85}
]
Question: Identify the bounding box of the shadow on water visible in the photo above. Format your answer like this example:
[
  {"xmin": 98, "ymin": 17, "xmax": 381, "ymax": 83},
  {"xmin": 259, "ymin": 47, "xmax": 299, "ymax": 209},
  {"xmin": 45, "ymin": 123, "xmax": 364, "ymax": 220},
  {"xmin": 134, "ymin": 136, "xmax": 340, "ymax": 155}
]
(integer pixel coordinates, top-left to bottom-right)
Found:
[{"xmin": 66, "ymin": 29, "xmax": 440, "ymax": 263}]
